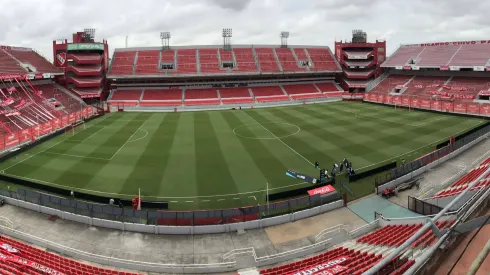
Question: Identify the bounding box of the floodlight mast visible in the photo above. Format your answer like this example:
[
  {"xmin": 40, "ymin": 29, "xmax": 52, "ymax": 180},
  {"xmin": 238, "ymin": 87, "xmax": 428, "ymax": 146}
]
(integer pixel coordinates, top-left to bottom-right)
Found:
[
  {"xmin": 83, "ymin": 28, "xmax": 96, "ymax": 40},
  {"xmin": 280, "ymin": 31, "xmax": 290, "ymax": 48},
  {"xmin": 160, "ymin": 32, "xmax": 171, "ymax": 50},
  {"xmin": 222, "ymin": 28, "xmax": 232, "ymax": 51}
]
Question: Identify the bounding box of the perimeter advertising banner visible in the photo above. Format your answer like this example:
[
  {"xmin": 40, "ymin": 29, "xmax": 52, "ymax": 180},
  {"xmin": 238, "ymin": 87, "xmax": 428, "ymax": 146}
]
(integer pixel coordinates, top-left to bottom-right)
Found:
[
  {"xmin": 442, "ymin": 102, "xmax": 453, "ymax": 111},
  {"xmin": 467, "ymin": 103, "xmax": 479, "ymax": 114},
  {"xmin": 392, "ymin": 96, "xmax": 401, "ymax": 105},
  {"xmin": 420, "ymin": 99, "xmax": 431, "ymax": 109},
  {"xmin": 431, "ymin": 101, "xmax": 441, "ymax": 111},
  {"xmin": 4, "ymin": 133, "xmax": 19, "ymax": 148},
  {"xmin": 307, "ymin": 185, "xmax": 336, "ymax": 196},
  {"xmin": 480, "ymin": 104, "xmax": 490, "ymax": 115},
  {"xmin": 401, "ymin": 97, "xmax": 410, "ymax": 106},
  {"xmin": 411, "ymin": 98, "xmax": 420, "ymax": 108},
  {"xmin": 454, "ymin": 103, "xmax": 467, "ymax": 113},
  {"xmin": 289, "ymin": 256, "xmax": 350, "ymax": 275},
  {"xmin": 62, "ymin": 115, "xmax": 69, "ymax": 126},
  {"xmin": 384, "ymin": 95, "xmax": 393, "ymax": 104}
]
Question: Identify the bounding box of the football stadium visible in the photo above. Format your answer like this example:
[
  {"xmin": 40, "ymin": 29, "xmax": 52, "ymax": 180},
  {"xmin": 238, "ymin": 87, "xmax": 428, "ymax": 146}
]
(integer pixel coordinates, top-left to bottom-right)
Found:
[{"xmin": 0, "ymin": 9, "xmax": 489, "ymax": 275}]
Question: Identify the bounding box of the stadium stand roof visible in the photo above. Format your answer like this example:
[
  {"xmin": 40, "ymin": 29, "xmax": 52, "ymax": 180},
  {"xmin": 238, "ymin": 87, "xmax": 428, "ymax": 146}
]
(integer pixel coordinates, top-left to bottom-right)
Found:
[
  {"xmin": 107, "ymin": 44, "xmax": 342, "ymax": 78},
  {"xmin": 382, "ymin": 40, "xmax": 490, "ymax": 70},
  {"xmin": 0, "ymin": 45, "xmax": 62, "ymax": 76}
]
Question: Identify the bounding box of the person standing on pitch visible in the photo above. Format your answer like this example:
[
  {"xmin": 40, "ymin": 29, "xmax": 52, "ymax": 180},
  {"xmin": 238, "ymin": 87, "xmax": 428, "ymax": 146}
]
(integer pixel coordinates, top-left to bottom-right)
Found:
[{"xmin": 315, "ymin": 161, "xmax": 319, "ymax": 169}]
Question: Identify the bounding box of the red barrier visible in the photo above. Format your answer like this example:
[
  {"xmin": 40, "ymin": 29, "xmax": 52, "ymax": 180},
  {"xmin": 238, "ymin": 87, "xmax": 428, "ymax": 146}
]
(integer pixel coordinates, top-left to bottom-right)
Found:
[
  {"xmin": 0, "ymin": 108, "xmax": 95, "ymax": 153},
  {"xmin": 364, "ymin": 92, "xmax": 490, "ymax": 117}
]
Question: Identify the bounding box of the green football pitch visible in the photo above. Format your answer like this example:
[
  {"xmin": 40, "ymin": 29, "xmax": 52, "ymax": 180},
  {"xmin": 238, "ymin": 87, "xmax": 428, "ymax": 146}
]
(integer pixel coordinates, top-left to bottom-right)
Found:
[{"xmin": 0, "ymin": 101, "xmax": 485, "ymax": 210}]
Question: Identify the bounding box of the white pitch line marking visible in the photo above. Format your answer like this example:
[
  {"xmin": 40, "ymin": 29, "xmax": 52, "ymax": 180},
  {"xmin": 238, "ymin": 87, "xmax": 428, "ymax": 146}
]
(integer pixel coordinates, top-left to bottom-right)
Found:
[
  {"xmin": 355, "ymin": 120, "xmax": 485, "ymax": 172},
  {"xmin": 41, "ymin": 151, "xmax": 110, "ymax": 161},
  {"xmin": 242, "ymin": 111, "xmax": 314, "ymax": 167},
  {"xmin": 1, "ymin": 113, "xmax": 114, "ymax": 172},
  {"xmin": 127, "ymin": 129, "xmax": 148, "ymax": 143},
  {"xmin": 109, "ymin": 120, "xmax": 149, "ymax": 160},
  {"xmin": 202, "ymin": 200, "xmax": 210, "ymax": 202},
  {"xmin": 185, "ymin": 201, "xmax": 193, "ymax": 203},
  {"xmin": 233, "ymin": 198, "xmax": 240, "ymax": 200},
  {"xmin": 1, "ymin": 171, "xmax": 308, "ymax": 200},
  {"xmin": 79, "ymin": 126, "xmax": 106, "ymax": 142},
  {"xmin": 170, "ymin": 201, "xmax": 178, "ymax": 203}
]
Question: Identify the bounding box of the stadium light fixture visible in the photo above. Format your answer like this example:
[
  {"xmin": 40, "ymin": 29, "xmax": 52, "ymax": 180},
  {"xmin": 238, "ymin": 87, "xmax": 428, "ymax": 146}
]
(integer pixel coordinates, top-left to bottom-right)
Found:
[
  {"xmin": 222, "ymin": 28, "xmax": 233, "ymax": 38},
  {"xmin": 84, "ymin": 28, "xmax": 96, "ymax": 39},
  {"xmin": 222, "ymin": 28, "xmax": 233, "ymax": 51},
  {"xmin": 160, "ymin": 32, "xmax": 171, "ymax": 39},
  {"xmin": 280, "ymin": 31, "xmax": 290, "ymax": 48},
  {"xmin": 160, "ymin": 32, "xmax": 171, "ymax": 50}
]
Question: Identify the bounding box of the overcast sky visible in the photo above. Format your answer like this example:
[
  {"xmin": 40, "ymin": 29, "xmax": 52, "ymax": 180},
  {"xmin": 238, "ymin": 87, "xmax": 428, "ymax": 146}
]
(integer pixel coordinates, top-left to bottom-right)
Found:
[{"xmin": 0, "ymin": 0, "xmax": 488, "ymax": 61}]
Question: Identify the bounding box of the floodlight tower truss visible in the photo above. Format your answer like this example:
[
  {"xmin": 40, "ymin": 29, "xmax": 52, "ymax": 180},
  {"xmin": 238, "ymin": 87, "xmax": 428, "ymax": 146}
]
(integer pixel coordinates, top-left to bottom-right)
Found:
[
  {"xmin": 222, "ymin": 28, "xmax": 233, "ymax": 51},
  {"xmin": 160, "ymin": 32, "xmax": 171, "ymax": 50},
  {"xmin": 280, "ymin": 31, "xmax": 290, "ymax": 48}
]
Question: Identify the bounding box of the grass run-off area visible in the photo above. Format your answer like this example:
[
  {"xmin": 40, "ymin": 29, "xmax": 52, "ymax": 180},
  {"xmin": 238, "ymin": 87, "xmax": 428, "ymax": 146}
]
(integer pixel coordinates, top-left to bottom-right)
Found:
[{"xmin": 0, "ymin": 101, "xmax": 485, "ymax": 210}]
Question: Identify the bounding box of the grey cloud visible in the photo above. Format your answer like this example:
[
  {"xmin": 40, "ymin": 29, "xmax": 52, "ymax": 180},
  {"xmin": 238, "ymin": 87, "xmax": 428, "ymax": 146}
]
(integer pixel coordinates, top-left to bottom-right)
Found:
[
  {"xmin": 0, "ymin": 0, "xmax": 489, "ymax": 59},
  {"xmin": 208, "ymin": 0, "xmax": 251, "ymax": 11}
]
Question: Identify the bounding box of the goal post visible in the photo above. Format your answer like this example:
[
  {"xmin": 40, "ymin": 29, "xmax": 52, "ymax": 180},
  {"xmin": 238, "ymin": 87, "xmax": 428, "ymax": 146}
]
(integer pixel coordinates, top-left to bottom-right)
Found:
[{"xmin": 64, "ymin": 120, "xmax": 84, "ymax": 136}]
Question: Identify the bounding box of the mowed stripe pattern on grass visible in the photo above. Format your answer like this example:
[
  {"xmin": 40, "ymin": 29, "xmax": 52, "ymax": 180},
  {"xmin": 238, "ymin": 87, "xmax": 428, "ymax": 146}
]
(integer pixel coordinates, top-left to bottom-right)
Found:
[{"xmin": 0, "ymin": 102, "xmax": 484, "ymax": 210}]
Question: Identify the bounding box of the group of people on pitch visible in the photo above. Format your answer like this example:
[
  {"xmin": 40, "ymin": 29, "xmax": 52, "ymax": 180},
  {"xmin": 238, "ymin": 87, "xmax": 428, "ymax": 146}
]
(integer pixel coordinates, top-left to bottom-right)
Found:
[{"xmin": 315, "ymin": 158, "xmax": 356, "ymax": 178}]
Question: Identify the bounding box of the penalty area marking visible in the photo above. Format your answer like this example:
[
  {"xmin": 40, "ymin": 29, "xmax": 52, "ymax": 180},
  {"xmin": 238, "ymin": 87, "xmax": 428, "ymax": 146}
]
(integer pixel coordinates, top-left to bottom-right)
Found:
[
  {"xmin": 109, "ymin": 120, "xmax": 149, "ymax": 160},
  {"xmin": 40, "ymin": 151, "xmax": 111, "ymax": 161},
  {"xmin": 233, "ymin": 122, "xmax": 301, "ymax": 140},
  {"xmin": 127, "ymin": 129, "xmax": 148, "ymax": 143}
]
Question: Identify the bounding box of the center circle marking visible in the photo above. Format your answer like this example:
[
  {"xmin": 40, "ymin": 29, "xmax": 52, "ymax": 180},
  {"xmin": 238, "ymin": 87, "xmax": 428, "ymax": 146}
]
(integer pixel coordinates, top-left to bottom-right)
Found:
[{"xmin": 233, "ymin": 122, "xmax": 301, "ymax": 140}]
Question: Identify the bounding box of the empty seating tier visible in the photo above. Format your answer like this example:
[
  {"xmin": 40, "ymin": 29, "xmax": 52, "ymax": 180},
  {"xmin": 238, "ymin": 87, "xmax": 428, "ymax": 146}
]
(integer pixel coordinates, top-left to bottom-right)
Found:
[
  {"xmin": 184, "ymin": 99, "xmax": 220, "ymax": 106},
  {"xmin": 218, "ymin": 87, "xmax": 249, "ymax": 98},
  {"xmin": 200, "ymin": 49, "xmax": 221, "ymax": 73},
  {"xmin": 275, "ymin": 48, "xmax": 304, "ymax": 72},
  {"xmin": 307, "ymin": 48, "xmax": 339, "ymax": 71},
  {"xmin": 370, "ymin": 75, "xmax": 413, "ymax": 94},
  {"xmin": 255, "ymin": 48, "xmax": 280, "ymax": 72},
  {"xmin": 358, "ymin": 221, "xmax": 453, "ymax": 248},
  {"xmin": 0, "ymin": 235, "xmax": 142, "ymax": 275},
  {"xmin": 430, "ymin": 157, "xmax": 490, "ymax": 199},
  {"xmin": 383, "ymin": 42, "xmax": 490, "ymax": 67},
  {"xmin": 251, "ymin": 86, "xmax": 284, "ymax": 97},
  {"xmin": 233, "ymin": 48, "xmax": 258, "ymax": 72},
  {"xmin": 259, "ymin": 245, "xmax": 415, "ymax": 275},
  {"xmin": 255, "ymin": 95, "xmax": 290, "ymax": 103},
  {"xmin": 294, "ymin": 48, "xmax": 309, "ymax": 62},
  {"xmin": 110, "ymin": 90, "xmax": 142, "ymax": 101},
  {"xmin": 175, "ymin": 49, "xmax": 197, "ymax": 74},
  {"xmin": 110, "ymin": 51, "xmax": 136, "ymax": 75},
  {"xmin": 315, "ymin": 82, "xmax": 341, "ymax": 93},
  {"xmin": 184, "ymin": 89, "xmax": 217, "ymax": 99},
  {"xmin": 161, "ymin": 50, "xmax": 175, "ymax": 63},
  {"xmin": 6, "ymin": 49, "xmax": 60, "ymax": 74},
  {"xmin": 282, "ymin": 84, "xmax": 320, "ymax": 95},
  {"xmin": 0, "ymin": 50, "xmax": 27, "ymax": 74},
  {"xmin": 135, "ymin": 50, "xmax": 159, "ymax": 75},
  {"xmin": 143, "ymin": 89, "xmax": 182, "ymax": 100}
]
